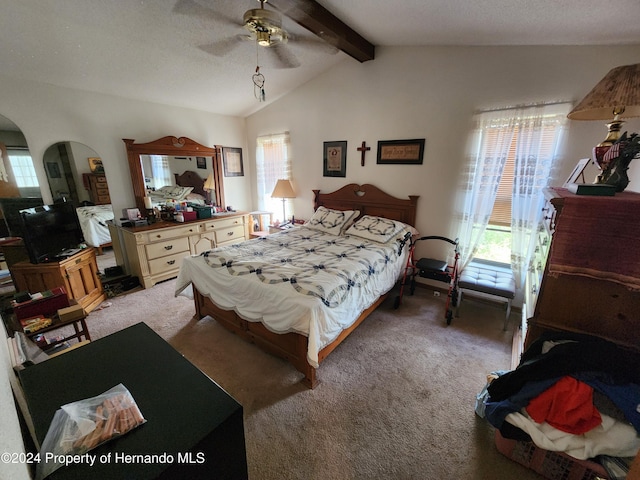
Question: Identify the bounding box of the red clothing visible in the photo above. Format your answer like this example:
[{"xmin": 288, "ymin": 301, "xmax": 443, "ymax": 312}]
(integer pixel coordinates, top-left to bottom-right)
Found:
[{"xmin": 526, "ymin": 376, "xmax": 602, "ymax": 434}]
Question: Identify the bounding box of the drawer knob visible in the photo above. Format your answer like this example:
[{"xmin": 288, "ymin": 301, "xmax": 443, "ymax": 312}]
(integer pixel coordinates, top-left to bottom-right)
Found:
[
  {"xmin": 167, "ymin": 260, "xmax": 176, "ymax": 265},
  {"xmin": 227, "ymin": 231, "xmax": 234, "ymax": 236},
  {"xmin": 164, "ymin": 245, "xmax": 173, "ymax": 250}
]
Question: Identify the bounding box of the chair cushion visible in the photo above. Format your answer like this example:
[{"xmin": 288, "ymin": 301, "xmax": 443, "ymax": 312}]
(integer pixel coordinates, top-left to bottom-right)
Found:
[{"xmin": 458, "ymin": 262, "xmax": 515, "ymax": 299}]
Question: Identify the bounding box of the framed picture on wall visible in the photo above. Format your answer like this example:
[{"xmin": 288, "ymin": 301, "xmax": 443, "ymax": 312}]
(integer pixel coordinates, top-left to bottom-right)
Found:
[
  {"xmin": 323, "ymin": 141, "xmax": 347, "ymax": 177},
  {"xmin": 46, "ymin": 162, "xmax": 61, "ymax": 178},
  {"xmin": 222, "ymin": 147, "xmax": 244, "ymax": 177},
  {"xmin": 196, "ymin": 156, "xmax": 207, "ymax": 169},
  {"xmin": 376, "ymin": 139, "xmax": 425, "ymax": 165},
  {"xmin": 88, "ymin": 157, "xmax": 104, "ymax": 173}
]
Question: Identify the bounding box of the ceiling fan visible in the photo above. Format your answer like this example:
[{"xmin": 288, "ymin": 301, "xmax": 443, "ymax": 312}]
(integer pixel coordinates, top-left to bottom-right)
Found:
[{"xmin": 173, "ymin": 0, "xmax": 338, "ymax": 69}]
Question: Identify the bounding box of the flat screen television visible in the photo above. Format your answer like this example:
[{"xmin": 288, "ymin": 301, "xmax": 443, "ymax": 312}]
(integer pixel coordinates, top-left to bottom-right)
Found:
[{"xmin": 18, "ymin": 202, "xmax": 85, "ymax": 264}]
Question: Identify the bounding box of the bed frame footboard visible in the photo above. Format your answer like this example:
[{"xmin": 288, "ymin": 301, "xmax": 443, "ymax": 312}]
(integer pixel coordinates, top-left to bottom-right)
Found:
[{"xmin": 193, "ymin": 287, "xmax": 387, "ymax": 388}]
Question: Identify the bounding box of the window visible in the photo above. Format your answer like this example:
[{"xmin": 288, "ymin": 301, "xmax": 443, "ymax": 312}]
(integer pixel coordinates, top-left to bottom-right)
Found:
[
  {"xmin": 256, "ymin": 132, "xmax": 291, "ymax": 222},
  {"xmin": 476, "ymin": 115, "xmax": 567, "ymax": 264},
  {"xmin": 456, "ymin": 102, "xmax": 569, "ymax": 287},
  {"xmin": 8, "ymin": 150, "xmax": 38, "ymax": 187},
  {"xmin": 149, "ymin": 155, "xmax": 171, "ymax": 189}
]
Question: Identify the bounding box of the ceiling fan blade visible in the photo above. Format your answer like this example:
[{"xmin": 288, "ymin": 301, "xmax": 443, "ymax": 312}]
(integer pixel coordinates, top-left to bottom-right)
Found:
[
  {"xmin": 198, "ymin": 35, "xmax": 251, "ymax": 57},
  {"xmin": 172, "ymin": 0, "xmax": 241, "ymax": 27},
  {"xmin": 269, "ymin": 43, "xmax": 301, "ymax": 69}
]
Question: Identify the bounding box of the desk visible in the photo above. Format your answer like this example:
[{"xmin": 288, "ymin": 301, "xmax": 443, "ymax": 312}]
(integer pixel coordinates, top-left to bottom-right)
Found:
[{"xmin": 19, "ymin": 323, "xmax": 248, "ymax": 479}]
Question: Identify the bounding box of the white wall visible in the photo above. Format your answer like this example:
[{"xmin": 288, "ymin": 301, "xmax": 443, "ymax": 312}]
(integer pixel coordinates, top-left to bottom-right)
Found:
[
  {"xmin": 0, "ymin": 325, "xmax": 30, "ymax": 480},
  {"xmin": 246, "ymin": 45, "xmax": 640, "ymax": 260},
  {"xmin": 0, "ymin": 76, "xmax": 251, "ymax": 218}
]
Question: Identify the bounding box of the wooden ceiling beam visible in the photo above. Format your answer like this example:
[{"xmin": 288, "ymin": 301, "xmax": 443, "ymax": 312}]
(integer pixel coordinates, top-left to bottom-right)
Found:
[{"xmin": 269, "ymin": 0, "xmax": 375, "ymax": 63}]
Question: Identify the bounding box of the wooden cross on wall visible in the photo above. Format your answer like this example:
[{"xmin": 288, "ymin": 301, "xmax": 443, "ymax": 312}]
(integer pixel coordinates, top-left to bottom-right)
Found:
[{"xmin": 357, "ymin": 141, "xmax": 371, "ymax": 166}]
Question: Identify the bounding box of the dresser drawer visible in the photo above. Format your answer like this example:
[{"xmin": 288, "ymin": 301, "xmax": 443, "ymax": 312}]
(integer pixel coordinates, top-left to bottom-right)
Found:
[
  {"xmin": 203, "ymin": 216, "xmax": 245, "ymax": 232},
  {"xmin": 146, "ymin": 236, "xmax": 190, "ymax": 260},
  {"xmin": 144, "ymin": 224, "xmax": 201, "ymax": 243},
  {"xmin": 96, "ymin": 187, "xmax": 109, "ymax": 195},
  {"xmin": 148, "ymin": 251, "xmax": 188, "ymax": 275},
  {"xmin": 215, "ymin": 225, "xmax": 245, "ymax": 245}
]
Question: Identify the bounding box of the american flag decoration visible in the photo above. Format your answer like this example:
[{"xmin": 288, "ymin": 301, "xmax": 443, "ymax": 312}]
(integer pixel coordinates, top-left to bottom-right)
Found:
[{"xmin": 600, "ymin": 142, "xmax": 621, "ymax": 170}]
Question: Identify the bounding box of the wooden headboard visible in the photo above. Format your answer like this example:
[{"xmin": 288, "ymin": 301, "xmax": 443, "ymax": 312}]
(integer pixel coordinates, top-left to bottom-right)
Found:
[
  {"xmin": 313, "ymin": 184, "xmax": 419, "ymax": 227},
  {"xmin": 174, "ymin": 171, "xmax": 206, "ymax": 198}
]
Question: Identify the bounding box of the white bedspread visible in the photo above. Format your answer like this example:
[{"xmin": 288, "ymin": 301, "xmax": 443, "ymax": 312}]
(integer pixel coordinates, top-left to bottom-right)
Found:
[
  {"xmin": 175, "ymin": 226, "xmax": 411, "ymax": 367},
  {"xmin": 76, "ymin": 205, "xmax": 114, "ymax": 247}
]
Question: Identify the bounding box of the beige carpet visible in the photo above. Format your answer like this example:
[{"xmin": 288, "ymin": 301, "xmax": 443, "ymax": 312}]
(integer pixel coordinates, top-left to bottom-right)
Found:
[{"xmin": 75, "ymin": 259, "xmax": 544, "ymax": 480}]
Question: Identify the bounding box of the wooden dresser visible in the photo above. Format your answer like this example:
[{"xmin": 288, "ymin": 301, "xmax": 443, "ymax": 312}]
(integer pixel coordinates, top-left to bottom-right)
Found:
[
  {"xmin": 84, "ymin": 173, "xmax": 111, "ymax": 204},
  {"xmin": 10, "ymin": 248, "xmax": 106, "ymax": 313},
  {"xmin": 110, "ymin": 213, "xmax": 249, "ymax": 289},
  {"xmin": 522, "ymin": 187, "xmax": 640, "ymax": 352}
]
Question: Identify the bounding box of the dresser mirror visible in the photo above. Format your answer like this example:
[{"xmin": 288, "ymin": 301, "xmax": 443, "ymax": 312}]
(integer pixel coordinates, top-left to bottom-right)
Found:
[{"xmin": 124, "ymin": 136, "xmax": 225, "ymax": 215}]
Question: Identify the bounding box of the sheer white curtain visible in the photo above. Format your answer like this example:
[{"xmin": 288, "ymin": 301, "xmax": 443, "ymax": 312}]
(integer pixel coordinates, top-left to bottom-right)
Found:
[
  {"xmin": 256, "ymin": 132, "xmax": 291, "ymax": 221},
  {"xmin": 510, "ymin": 103, "xmax": 569, "ymax": 289},
  {"xmin": 454, "ymin": 111, "xmax": 516, "ymax": 271},
  {"xmin": 150, "ymin": 155, "xmax": 171, "ymax": 189},
  {"xmin": 455, "ymin": 103, "xmax": 569, "ymax": 289}
]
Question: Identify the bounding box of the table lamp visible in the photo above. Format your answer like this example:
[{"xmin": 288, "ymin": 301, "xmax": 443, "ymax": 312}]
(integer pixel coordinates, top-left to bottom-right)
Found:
[
  {"xmin": 271, "ymin": 179, "xmax": 296, "ymax": 224},
  {"xmin": 567, "ymin": 63, "xmax": 640, "ymax": 181},
  {"xmin": 204, "ymin": 172, "xmax": 216, "ymax": 205}
]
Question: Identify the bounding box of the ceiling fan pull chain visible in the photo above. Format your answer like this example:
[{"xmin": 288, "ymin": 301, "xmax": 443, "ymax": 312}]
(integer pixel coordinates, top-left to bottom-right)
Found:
[{"xmin": 253, "ymin": 65, "xmax": 266, "ymax": 102}]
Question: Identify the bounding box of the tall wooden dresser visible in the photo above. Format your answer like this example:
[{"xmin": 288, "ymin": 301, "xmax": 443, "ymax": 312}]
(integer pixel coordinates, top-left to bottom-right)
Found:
[
  {"xmin": 84, "ymin": 173, "xmax": 111, "ymax": 205},
  {"xmin": 522, "ymin": 187, "xmax": 640, "ymax": 352}
]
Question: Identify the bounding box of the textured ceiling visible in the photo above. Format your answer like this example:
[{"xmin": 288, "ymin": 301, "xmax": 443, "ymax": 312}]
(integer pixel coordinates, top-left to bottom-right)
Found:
[{"xmin": 0, "ymin": 0, "xmax": 639, "ymax": 118}]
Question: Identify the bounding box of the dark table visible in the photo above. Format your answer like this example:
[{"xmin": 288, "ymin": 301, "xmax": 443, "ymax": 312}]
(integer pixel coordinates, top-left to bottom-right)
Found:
[{"xmin": 19, "ymin": 322, "xmax": 248, "ymax": 479}]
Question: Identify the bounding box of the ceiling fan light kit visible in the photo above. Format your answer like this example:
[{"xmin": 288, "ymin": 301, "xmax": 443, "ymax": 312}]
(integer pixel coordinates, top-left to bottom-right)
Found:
[{"xmin": 243, "ymin": 0, "xmax": 287, "ymax": 48}]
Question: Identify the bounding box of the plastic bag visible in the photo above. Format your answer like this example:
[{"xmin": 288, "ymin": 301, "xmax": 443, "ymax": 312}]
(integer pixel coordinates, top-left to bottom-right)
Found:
[{"xmin": 35, "ymin": 383, "xmax": 146, "ymax": 480}]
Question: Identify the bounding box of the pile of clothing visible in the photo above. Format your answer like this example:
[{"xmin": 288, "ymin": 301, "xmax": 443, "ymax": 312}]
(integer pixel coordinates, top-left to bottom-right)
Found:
[{"xmin": 480, "ymin": 331, "xmax": 640, "ymax": 478}]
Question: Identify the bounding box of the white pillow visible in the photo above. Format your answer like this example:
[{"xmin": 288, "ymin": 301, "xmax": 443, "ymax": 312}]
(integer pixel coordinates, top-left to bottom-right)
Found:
[
  {"xmin": 345, "ymin": 215, "xmax": 410, "ymax": 243},
  {"xmin": 305, "ymin": 206, "xmax": 360, "ymax": 236},
  {"xmin": 156, "ymin": 185, "xmax": 194, "ymax": 200}
]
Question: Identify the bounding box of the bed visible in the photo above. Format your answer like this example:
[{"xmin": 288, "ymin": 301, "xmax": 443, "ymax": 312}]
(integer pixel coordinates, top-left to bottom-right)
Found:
[
  {"xmin": 76, "ymin": 204, "xmax": 114, "ymax": 254},
  {"xmin": 175, "ymin": 184, "xmax": 419, "ymax": 388},
  {"xmin": 146, "ymin": 171, "xmax": 209, "ymax": 207}
]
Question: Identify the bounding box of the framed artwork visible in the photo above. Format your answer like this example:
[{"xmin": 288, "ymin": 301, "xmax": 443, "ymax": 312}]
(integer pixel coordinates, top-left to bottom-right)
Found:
[
  {"xmin": 376, "ymin": 139, "xmax": 425, "ymax": 165},
  {"xmin": 323, "ymin": 141, "xmax": 347, "ymax": 177},
  {"xmin": 222, "ymin": 147, "xmax": 244, "ymax": 177},
  {"xmin": 46, "ymin": 162, "xmax": 61, "ymax": 178},
  {"xmin": 88, "ymin": 157, "xmax": 104, "ymax": 173},
  {"xmin": 196, "ymin": 156, "xmax": 207, "ymax": 169},
  {"xmin": 563, "ymin": 158, "xmax": 590, "ymax": 186}
]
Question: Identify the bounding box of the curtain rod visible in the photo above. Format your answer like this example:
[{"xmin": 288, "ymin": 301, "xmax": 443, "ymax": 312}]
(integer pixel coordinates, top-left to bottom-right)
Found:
[{"xmin": 475, "ymin": 100, "xmax": 572, "ymax": 114}]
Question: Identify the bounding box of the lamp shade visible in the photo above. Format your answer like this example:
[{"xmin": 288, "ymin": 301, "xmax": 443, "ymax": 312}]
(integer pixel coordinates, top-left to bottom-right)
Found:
[
  {"xmin": 203, "ymin": 173, "xmax": 216, "ymax": 191},
  {"xmin": 568, "ymin": 63, "xmax": 640, "ymax": 120},
  {"xmin": 271, "ymin": 179, "xmax": 296, "ymax": 198}
]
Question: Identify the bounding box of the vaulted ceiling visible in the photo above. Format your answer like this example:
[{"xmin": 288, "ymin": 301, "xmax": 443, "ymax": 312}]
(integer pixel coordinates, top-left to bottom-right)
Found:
[{"xmin": 0, "ymin": 0, "xmax": 638, "ymax": 118}]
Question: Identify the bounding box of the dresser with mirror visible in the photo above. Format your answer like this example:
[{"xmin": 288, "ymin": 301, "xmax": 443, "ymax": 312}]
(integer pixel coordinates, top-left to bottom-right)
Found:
[{"xmin": 110, "ymin": 135, "xmax": 248, "ymax": 289}]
